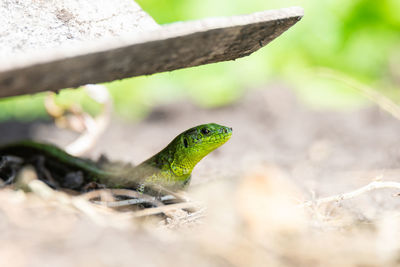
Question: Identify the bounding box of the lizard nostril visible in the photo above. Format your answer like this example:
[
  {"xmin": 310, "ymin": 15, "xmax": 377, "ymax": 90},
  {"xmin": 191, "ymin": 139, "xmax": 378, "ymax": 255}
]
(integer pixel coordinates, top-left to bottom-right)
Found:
[
  {"xmin": 222, "ymin": 128, "xmax": 228, "ymax": 134},
  {"xmin": 221, "ymin": 127, "xmax": 232, "ymax": 134}
]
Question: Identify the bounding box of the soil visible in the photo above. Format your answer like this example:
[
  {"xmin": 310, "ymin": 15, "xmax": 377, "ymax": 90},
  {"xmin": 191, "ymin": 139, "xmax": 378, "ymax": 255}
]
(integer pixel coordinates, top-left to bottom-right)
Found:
[
  {"xmin": 2, "ymin": 85, "xmax": 400, "ymax": 196},
  {"xmin": 2, "ymin": 84, "xmax": 400, "ymax": 266}
]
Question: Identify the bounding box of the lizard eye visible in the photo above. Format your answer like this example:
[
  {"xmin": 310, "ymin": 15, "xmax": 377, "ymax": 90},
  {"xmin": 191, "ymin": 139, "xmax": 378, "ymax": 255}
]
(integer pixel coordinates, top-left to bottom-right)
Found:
[
  {"xmin": 183, "ymin": 138, "xmax": 189, "ymax": 148},
  {"xmin": 201, "ymin": 128, "xmax": 210, "ymax": 135}
]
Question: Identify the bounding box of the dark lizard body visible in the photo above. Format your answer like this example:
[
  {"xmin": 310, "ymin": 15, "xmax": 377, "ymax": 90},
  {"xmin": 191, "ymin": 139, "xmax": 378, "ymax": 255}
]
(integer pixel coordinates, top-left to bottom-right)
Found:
[{"xmin": 0, "ymin": 123, "xmax": 232, "ymax": 192}]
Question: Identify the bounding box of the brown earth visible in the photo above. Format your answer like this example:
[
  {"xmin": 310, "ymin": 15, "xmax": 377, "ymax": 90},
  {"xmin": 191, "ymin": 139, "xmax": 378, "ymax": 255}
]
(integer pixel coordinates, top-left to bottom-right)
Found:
[
  {"xmin": 3, "ymin": 85, "xmax": 400, "ymax": 196},
  {"xmin": 1, "ymin": 85, "xmax": 400, "ymax": 266}
]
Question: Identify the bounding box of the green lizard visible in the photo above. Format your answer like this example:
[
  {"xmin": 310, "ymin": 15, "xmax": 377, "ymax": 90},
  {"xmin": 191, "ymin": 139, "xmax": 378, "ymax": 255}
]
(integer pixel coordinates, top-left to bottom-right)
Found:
[{"xmin": 0, "ymin": 123, "xmax": 232, "ymax": 193}]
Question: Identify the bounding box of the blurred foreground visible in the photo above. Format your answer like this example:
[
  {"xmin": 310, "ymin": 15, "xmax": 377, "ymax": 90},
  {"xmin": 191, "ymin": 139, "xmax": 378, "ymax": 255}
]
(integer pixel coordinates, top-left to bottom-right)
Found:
[{"xmin": 1, "ymin": 86, "xmax": 400, "ymax": 266}]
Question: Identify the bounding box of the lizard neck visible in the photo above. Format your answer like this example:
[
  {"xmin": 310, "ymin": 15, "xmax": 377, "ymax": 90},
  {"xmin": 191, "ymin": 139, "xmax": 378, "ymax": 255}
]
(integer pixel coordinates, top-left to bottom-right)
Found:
[
  {"xmin": 170, "ymin": 152, "xmax": 200, "ymax": 177},
  {"xmin": 151, "ymin": 151, "xmax": 194, "ymax": 178}
]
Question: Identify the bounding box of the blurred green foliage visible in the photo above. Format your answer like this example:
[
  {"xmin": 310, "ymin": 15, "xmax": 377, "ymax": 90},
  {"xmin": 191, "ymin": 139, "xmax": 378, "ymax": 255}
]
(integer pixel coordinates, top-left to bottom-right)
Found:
[
  {"xmin": 0, "ymin": 93, "xmax": 48, "ymax": 122},
  {"xmin": 1, "ymin": 0, "xmax": 399, "ymax": 121}
]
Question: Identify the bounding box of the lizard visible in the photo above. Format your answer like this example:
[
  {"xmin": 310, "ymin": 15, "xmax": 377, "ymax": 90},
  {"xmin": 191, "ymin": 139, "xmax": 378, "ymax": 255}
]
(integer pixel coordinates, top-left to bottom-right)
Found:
[{"xmin": 0, "ymin": 123, "xmax": 232, "ymax": 194}]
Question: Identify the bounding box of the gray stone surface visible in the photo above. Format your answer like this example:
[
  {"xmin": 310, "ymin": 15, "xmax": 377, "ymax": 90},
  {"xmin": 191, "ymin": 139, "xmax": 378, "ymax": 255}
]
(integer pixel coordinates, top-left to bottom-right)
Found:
[
  {"xmin": 0, "ymin": 2, "xmax": 303, "ymax": 98},
  {"xmin": 0, "ymin": 0, "xmax": 159, "ymax": 57}
]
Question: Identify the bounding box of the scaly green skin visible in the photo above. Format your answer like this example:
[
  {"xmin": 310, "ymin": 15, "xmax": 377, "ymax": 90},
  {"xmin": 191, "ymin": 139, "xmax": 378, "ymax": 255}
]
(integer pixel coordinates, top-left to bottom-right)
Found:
[{"xmin": 0, "ymin": 123, "xmax": 232, "ymax": 191}]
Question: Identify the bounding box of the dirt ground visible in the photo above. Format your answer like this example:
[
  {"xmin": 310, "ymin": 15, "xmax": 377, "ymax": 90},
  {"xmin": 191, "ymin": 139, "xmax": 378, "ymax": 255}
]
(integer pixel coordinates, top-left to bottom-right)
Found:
[
  {"xmin": 3, "ymin": 85, "xmax": 400, "ymax": 196},
  {"xmin": 1, "ymin": 84, "xmax": 400, "ymax": 266}
]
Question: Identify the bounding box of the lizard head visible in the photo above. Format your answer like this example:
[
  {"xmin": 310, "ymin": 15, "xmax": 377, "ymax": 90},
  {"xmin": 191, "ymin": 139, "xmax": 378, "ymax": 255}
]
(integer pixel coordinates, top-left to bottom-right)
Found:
[{"xmin": 170, "ymin": 123, "xmax": 232, "ymax": 176}]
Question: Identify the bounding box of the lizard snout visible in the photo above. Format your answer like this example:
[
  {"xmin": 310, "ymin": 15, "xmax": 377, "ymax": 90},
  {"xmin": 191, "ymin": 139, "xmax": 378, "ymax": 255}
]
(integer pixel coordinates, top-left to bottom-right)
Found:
[{"xmin": 220, "ymin": 126, "xmax": 232, "ymax": 134}]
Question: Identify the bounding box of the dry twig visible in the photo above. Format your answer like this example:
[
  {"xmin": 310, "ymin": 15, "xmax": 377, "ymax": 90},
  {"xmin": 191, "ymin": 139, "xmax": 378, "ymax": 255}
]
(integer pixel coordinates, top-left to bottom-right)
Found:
[
  {"xmin": 66, "ymin": 84, "xmax": 113, "ymax": 156},
  {"xmin": 93, "ymin": 195, "xmax": 176, "ymax": 207},
  {"xmin": 318, "ymin": 68, "xmax": 400, "ymax": 121},
  {"xmin": 302, "ymin": 180, "xmax": 400, "ymax": 207},
  {"xmin": 126, "ymin": 201, "xmax": 203, "ymax": 218},
  {"xmin": 81, "ymin": 188, "xmax": 179, "ymax": 207},
  {"xmin": 45, "ymin": 84, "xmax": 112, "ymax": 156}
]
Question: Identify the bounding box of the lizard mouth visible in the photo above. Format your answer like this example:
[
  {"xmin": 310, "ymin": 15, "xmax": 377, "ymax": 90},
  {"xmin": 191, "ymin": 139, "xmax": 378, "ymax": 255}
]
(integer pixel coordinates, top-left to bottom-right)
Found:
[
  {"xmin": 207, "ymin": 127, "xmax": 232, "ymax": 145},
  {"xmin": 220, "ymin": 126, "xmax": 232, "ymax": 140}
]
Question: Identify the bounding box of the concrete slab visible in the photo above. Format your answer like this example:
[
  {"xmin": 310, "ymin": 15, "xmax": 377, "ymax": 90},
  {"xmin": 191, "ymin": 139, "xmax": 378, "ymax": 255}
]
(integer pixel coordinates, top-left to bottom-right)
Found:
[{"xmin": 0, "ymin": 1, "xmax": 303, "ymax": 98}]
